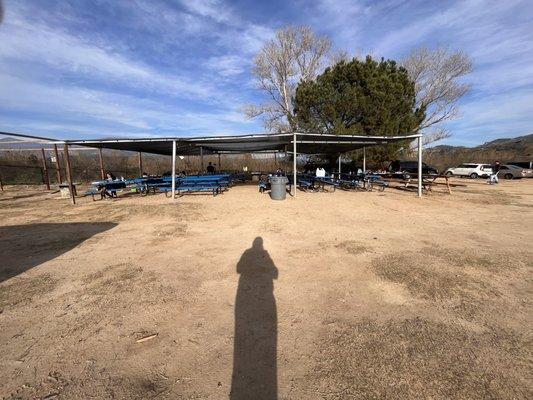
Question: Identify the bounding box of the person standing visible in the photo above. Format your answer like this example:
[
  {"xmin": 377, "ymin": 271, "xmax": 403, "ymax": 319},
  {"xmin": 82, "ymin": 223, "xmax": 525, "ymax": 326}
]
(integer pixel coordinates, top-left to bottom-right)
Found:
[
  {"xmin": 488, "ymin": 161, "xmax": 500, "ymax": 184},
  {"xmin": 206, "ymin": 162, "xmax": 215, "ymax": 174}
]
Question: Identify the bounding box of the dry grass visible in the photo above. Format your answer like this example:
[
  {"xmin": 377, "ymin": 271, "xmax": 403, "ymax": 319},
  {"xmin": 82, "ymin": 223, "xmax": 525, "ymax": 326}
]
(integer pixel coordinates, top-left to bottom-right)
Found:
[{"xmin": 308, "ymin": 317, "xmax": 531, "ymax": 400}]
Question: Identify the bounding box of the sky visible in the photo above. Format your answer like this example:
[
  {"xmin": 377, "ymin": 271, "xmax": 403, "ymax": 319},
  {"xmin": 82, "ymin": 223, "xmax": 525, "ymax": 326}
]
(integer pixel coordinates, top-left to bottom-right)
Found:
[{"xmin": 0, "ymin": 0, "xmax": 532, "ymax": 146}]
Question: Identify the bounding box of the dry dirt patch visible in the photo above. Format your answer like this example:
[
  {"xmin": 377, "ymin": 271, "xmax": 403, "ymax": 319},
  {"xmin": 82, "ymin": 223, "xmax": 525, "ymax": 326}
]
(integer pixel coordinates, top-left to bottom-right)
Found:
[
  {"xmin": 308, "ymin": 317, "xmax": 531, "ymax": 400},
  {"xmin": 0, "ymin": 273, "xmax": 58, "ymax": 310},
  {"xmin": 371, "ymin": 247, "xmax": 530, "ymax": 320}
]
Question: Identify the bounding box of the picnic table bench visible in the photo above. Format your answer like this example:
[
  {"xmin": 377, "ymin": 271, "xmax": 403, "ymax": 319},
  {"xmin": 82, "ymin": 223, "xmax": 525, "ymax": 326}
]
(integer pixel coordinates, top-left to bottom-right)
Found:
[
  {"xmin": 385, "ymin": 173, "xmax": 453, "ymax": 194},
  {"xmin": 337, "ymin": 174, "xmax": 388, "ymax": 192},
  {"xmin": 297, "ymin": 174, "xmax": 337, "ymax": 192},
  {"xmin": 86, "ymin": 180, "xmax": 127, "ymax": 200}
]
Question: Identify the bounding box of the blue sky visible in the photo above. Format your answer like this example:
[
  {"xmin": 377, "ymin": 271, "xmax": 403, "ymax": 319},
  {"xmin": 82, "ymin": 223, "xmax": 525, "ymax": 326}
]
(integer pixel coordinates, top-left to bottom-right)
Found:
[{"xmin": 0, "ymin": 0, "xmax": 532, "ymax": 146}]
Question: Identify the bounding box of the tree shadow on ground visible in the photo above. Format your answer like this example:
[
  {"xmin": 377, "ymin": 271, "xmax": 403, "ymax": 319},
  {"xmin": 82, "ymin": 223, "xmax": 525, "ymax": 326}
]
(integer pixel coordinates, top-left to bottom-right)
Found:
[
  {"xmin": 230, "ymin": 237, "xmax": 278, "ymax": 400},
  {"xmin": 0, "ymin": 222, "xmax": 117, "ymax": 283}
]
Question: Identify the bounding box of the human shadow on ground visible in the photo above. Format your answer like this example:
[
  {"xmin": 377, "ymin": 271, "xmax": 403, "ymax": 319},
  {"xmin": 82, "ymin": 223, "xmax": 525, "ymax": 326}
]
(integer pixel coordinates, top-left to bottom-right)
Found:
[
  {"xmin": 230, "ymin": 237, "xmax": 278, "ymax": 400},
  {"xmin": 0, "ymin": 222, "xmax": 117, "ymax": 283}
]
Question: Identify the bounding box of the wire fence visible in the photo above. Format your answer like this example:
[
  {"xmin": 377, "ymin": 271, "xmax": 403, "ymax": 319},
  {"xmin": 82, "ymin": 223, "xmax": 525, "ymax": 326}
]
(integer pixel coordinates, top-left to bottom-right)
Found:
[{"xmin": 0, "ymin": 150, "xmax": 291, "ymax": 188}]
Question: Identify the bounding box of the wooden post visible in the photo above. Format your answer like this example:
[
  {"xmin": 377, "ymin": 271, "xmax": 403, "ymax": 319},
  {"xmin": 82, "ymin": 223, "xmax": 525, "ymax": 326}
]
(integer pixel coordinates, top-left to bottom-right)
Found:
[
  {"xmin": 98, "ymin": 148, "xmax": 105, "ymax": 179},
  {"xmin": 53, "ymin": 144, "xmax": 62, "ymax": 184},
  {"xmin": 64, "ymin": 144, "xmax": 76, "ymax": 204},
  {"xmin": 41, "ymin": 148, "xmax": 50, "ymax": 190},
  {"xmin": 0, "ymin": 174, "xmax": 3, "ymax": 191},
  {"xmin": 138, "ymin": 152, "xmax": 143, "ymax": 176}
]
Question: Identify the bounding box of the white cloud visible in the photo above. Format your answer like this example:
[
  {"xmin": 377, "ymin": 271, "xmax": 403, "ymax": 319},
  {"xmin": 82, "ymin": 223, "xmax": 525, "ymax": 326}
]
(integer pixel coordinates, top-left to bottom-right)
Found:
[
  {"xmin": 0, "ymin": 72, "xmax": 258, "ymax": 137},
  {"xmin": 205, "ymin": 55, "xmax": 249, "ymax": 76},
  {"xmin": 0, "ymin": 14, "xmax": 220, "ymax": 102}
]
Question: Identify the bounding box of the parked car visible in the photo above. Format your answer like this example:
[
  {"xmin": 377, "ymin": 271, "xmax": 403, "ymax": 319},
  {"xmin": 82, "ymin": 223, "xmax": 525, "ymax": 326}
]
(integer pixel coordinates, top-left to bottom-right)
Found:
[
  {"xmin": 498, "ymin": 164, "xmax": 532, "ymax": 179},
  {"xmin": 507, "ymin": 161, "xmax": 533, "ymax": 169},
  {"xmin": 444, "ymin": 163, "xmax": 492, "ymax": 179},
  {"xmin": 508, "ymin": 164, "xmax": 533, "ymax": 178},
  {"xmin": 387, "ymin": 160, "xmax": 438, "ymax": 175}
]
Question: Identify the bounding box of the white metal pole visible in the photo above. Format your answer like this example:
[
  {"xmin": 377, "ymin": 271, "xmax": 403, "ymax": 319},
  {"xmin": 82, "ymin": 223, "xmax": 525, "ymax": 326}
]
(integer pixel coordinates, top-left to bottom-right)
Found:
[
  {"xmin": 171, "ymin": 140, "xmax": 176, "ymax": 200},
  {"xmin": 363, "ymin": 147, "xmax": 366, "ymax": 174},
  {"xmin": 200, "ymin": 146, "xmax": 204, "ymax": 172},
  {"xmin": 338, "ymin": 155, "xmax": 341, "ymax": 177},
  {"xmin": 417, "ymin": 136, "xmax": 422, "ymax": 198},
  {"xmin": 293, "ymin": 132, "xmax": 297, "ymax": 197}
]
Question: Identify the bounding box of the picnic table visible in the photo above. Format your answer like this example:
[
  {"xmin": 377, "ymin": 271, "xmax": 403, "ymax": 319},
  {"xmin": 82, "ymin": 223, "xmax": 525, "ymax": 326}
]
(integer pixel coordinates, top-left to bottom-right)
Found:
[
  {"xmin": 297, "ymin": 174, "xmax": 338, "ymax": 192},
  {"xmin": 385, "ymin": 173, "xmax": 453, "ymax": 194},
  {"xmin": 86, "ymin": 179, "xmax": 127, "ymax": 200},
  {"xmin": 337, "ymin": 173, "xmax": 388, "ymax": 192}
]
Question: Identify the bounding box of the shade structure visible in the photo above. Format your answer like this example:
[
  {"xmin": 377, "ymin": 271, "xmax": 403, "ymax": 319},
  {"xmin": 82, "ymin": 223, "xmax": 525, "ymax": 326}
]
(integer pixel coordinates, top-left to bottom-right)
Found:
[
  {"xmin": 63, "ymin": 132, "xmax": 421, "ymax": 156},
  {"xmin": 0, "ymin": 130, "xmax": 424, "ymax": 199}
]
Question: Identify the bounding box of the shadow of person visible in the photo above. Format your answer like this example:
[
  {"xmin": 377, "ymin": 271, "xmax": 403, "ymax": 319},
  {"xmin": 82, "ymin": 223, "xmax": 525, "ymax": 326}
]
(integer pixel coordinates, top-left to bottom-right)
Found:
[{"xmin": 230, "ymin": 237, "xmax": 278, "ymax": 400}]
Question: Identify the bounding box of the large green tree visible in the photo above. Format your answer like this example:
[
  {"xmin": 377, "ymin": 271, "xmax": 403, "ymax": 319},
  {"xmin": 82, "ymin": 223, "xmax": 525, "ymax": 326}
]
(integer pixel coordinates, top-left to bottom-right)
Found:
[{"xmin": 294, "ymin": 56, "xmax": 425, "ymax": 163}]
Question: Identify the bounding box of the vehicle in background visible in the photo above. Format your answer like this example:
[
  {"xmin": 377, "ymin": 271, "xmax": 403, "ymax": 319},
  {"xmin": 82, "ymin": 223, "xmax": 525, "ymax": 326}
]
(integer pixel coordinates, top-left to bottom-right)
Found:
[
  {"xmin": 498, "ymin": 164, "xmax": 533, "ymax": 179},
  {"xmin": 507, "ymin": 161, "xmax": 533, "ymax": 169},
  {"xmin": 387, "ymin": 160, "xmax": 438, "ymax": 175},
  {"xmin": 444, "ymin": 163, "xmax": 492, "ymax": 179}
]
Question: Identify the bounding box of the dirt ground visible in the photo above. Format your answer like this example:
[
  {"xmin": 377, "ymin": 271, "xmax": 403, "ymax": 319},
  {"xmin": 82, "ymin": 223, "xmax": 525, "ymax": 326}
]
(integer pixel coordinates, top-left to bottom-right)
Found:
[{"xmin": 0, "ymin": 178, "xmax": 532, "ymax": 400}]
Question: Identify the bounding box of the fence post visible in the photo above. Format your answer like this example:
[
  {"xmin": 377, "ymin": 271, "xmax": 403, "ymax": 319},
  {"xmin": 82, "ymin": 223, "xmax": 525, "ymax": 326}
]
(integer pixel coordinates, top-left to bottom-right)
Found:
[
  {"xmin": 41, "ymin": 148, "xmax": 50, "ymax": 190},
  {"xmin": 53, "ymin": 144, "xmax": 62, "ymax": 184},
  {"xmin": 98, "ymin": 148, "xmax": 105, "ymax": 179},
  {"xmin": 64, "ymin": 144, "xmax": 76, "ymax": 204}
]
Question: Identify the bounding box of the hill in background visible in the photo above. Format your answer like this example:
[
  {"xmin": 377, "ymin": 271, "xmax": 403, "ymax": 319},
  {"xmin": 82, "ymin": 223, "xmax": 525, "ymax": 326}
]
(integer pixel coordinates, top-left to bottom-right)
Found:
[{"xmin": 424, "ymin": 134, "xmax": 533, "ymax": 171}]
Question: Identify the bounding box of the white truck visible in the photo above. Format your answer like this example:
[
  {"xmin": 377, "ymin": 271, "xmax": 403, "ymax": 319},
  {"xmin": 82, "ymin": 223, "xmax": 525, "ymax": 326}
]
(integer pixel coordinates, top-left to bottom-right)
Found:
[{"xmin": 444, "ymin": 163, "xmax": 493, "ymax": 179}]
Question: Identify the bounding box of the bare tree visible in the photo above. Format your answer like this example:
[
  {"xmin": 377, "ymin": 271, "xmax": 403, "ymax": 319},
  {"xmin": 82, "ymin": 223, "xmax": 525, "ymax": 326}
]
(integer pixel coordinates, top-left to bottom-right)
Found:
[
  {"xmin": 402, "ymin": 47, "xmax": 473, "ymax": 145},
  {"xmin": 245, "ymin": 26, "xmax": 332, "ymax": 132}
]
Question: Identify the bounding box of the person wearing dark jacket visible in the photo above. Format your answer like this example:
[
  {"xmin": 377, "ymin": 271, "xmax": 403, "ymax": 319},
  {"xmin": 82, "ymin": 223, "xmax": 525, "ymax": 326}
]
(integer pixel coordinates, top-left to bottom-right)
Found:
[{"xmin": 488, "ymin": 161, "xmax": 500, "ymax": 184}]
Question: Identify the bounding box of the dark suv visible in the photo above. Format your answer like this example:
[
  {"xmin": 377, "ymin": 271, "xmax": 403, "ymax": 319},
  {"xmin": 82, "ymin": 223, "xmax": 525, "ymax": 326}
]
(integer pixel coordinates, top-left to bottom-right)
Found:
[{"xmin": 388, "ymin": 160, "xmax": 438, "ymax": 175}]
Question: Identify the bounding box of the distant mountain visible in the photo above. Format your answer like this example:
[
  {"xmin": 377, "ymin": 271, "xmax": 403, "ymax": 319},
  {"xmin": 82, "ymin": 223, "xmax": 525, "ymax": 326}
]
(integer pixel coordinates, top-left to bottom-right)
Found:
[
  {"xmin": 0, "ymin": 137, "xmax": 51, "ymax": 150},
  {"xmin": 425, "ymin": 134, "xmax": 533, "ymax": 170}
]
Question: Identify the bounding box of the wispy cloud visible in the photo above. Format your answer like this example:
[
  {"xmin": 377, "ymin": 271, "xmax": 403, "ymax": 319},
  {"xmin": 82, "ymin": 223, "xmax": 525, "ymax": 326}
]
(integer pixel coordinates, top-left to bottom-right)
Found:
[{"xmin": 0, "ymin": 0, "xmax": 531, "ymax": 145}]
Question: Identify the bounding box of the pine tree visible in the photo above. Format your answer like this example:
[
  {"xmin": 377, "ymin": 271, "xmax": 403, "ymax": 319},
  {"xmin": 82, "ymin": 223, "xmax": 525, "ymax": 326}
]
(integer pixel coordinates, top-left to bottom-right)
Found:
[{"xmin": 294, "ymin": 56, "xmax": 425, "ymax": 163}]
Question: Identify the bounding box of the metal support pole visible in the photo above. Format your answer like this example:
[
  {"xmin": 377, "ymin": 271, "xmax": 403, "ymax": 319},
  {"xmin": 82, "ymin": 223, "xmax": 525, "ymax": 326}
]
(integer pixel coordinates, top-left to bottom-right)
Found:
[
  {"xmin": 293, "ymin": 132, "xmax": 297, "ymax": 197},
  {"xmin": 0, "ymin": 174, "xmax": 3, "ymax": 191},
  {"xmin": 41, "ymin": 148, "xmax": 50, "ymax": 190},
  {"xmin": 417, "ymin": 136, "xmax": 423, "ymax": 198},
  {"xmin": 218, "ymin": 152, "xmax": 221, "ymax": 172},
  {"xmin": 274, "ymin": 152, "xmax": 277, "ymax": 166},
  {"xmin": 200, "ymin": 146, "xmax": 204, "ymax": 172},
  {"xmin": 98, "ymin": 148, "xmax": 105, "ymax": 179},
  {"xmin": 171, "ymin": 140, "xmax": 176, "ymax": 200},
  {"xmin": 64, "ymin": 144, "xmax": 76, "ymax": 204},
  {"xmin": 338, "ymin": 155, "xmax": 341, "ymax": 178},
  {"xmin": 363, "ymin": 147, "xmax": 366, "ymax": 174},
  {"xmin": 53, "ymin": 144, "xmax": 62, "ymax": 183},
  {"xmin": 138, "ymin": 152, "xmax": 143, "ymax": 176}
]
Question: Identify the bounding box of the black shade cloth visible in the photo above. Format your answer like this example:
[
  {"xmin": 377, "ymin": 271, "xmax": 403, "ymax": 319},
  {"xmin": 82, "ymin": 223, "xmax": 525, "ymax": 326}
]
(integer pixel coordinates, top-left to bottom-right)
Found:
[{"xmin": 63, "ymin": 132, "xmax": 421, "ymax": 156}]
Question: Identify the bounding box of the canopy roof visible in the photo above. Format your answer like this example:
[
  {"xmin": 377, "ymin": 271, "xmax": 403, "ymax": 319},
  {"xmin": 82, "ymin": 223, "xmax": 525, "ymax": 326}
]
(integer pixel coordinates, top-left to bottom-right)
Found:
[{"xmin": 62, "ymin": 132, "xmax": 421, "ymax": 156}]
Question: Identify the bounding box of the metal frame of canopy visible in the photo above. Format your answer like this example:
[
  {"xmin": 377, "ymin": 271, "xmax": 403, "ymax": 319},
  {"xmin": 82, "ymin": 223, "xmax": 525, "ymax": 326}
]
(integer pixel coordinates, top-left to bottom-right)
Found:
[{"xmin": 0, "ymin": 130, "xmax": 424, "ymax": 202}]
